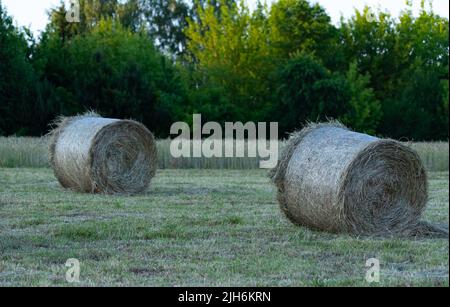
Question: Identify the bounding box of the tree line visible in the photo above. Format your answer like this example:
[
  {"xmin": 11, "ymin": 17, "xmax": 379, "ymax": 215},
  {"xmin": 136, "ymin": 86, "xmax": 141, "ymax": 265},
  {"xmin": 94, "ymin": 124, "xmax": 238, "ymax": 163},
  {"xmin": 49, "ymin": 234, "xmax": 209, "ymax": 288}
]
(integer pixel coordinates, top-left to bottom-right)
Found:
[{"xmin": 0, "ymin": 0, "xmax": 448, "ymax": 140}]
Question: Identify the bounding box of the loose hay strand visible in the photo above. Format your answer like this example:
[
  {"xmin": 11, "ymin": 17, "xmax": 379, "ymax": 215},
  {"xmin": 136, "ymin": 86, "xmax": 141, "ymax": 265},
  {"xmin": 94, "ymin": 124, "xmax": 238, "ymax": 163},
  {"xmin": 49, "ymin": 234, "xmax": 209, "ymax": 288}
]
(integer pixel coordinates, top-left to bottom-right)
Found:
[
  {"xmin": 48, "ymin": 113, "xmax": 157, "ymax": 195},
  {"xmin": 270, "ymin": 122, "xmax": 449, "ymax": 238}
]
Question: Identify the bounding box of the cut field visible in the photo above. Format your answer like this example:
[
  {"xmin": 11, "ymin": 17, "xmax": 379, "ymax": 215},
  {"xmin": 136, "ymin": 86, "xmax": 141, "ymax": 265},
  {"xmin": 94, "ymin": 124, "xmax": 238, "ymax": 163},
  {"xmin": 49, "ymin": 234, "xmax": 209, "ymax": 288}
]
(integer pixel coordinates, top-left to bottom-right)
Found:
[{"xmin": 0, "ymin": 168, "xmax": 448, "ymax": 286}]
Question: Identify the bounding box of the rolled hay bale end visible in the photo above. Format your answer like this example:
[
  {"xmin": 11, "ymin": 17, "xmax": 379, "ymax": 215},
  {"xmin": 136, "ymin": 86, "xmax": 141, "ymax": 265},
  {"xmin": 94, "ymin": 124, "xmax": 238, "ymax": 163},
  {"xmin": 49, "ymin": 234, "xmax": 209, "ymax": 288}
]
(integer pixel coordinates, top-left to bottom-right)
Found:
[
  {"xmin": 270, "ymin": 122, "xmax": 448, "ymax": 238},
  {"xmin": 49, "ymin": 113, "xmax": 157, "ymax": 195}
]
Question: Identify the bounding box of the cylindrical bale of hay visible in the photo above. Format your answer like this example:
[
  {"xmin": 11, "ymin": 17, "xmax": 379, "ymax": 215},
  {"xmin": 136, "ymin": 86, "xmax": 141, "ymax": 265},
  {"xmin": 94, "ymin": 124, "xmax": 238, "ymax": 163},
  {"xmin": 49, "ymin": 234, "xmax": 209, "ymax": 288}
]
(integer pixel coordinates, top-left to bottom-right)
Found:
[
  {"xmin": 270, "ymin": 122, "xmax": 448, "ymax": 237},
  {"xmin": 49, "ymin": 113, "xmax": 157, "ymax": 195}
]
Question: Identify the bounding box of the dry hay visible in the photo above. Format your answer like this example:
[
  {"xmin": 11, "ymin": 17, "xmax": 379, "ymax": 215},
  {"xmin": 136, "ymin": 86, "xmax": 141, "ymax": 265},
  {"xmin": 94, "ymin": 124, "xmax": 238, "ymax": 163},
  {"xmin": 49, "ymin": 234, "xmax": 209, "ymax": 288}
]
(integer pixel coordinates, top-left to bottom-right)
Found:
[
  {"xmin": 49, "ymin": 112, "xmax": 157, "ymax": 195},
  {"xmin": 270, "ymin": 122, "xmax": 448, "ymax": 238}
]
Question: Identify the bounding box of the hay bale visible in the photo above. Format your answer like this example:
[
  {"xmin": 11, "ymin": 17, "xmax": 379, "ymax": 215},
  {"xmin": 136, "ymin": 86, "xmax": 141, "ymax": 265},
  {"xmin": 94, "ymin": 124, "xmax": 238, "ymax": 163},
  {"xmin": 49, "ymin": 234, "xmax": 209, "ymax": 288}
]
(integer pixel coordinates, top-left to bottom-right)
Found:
[
  {"xmin": 270, "ymin": 122, "xmax": 448, "ymax": 237},
  {"xmin": 49, "ymin": 113, "xmax": 157, "ymax": 195}
]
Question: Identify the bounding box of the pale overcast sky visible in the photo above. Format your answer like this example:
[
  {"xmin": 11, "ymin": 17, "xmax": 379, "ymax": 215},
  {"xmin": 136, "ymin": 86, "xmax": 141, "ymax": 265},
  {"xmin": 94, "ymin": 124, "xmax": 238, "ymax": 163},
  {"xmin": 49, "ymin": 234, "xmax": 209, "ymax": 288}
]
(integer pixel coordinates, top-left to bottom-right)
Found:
[{"xmin": 1, "ymin": 0, "xmax": 449, "ymax": 35}]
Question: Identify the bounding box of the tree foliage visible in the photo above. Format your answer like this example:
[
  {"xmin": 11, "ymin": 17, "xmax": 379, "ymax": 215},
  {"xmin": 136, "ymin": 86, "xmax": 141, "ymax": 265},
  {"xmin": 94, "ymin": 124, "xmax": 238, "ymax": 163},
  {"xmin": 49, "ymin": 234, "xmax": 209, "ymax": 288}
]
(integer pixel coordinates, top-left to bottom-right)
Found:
[
  {"xmin": 34, "ymin": 19, "xmax": 186, "ymax": 136},
  {"xmin": 140, "ymin": 0, "xmax": 190, "ymax": 56},
  {"xmin": 185, "ymin": 0, "xmax": 273, "ymax": 122},
  {"xmin": 0, "ymin": 4, "xmax": 36, "ymax": 135},
  {"xmin": 0, "ymin": 0, "xmax": 448, "ymax": 140},
  {"xmin": 342, "ymin": 62, "xmax": 381, "ymax": 134},
  {"xmin": 269, "ymin": 0, "xmax": 341, "ymax": 68},
  {"xmin": 272, "ymin": 54, "xmax": 351, "ymax": 134}
]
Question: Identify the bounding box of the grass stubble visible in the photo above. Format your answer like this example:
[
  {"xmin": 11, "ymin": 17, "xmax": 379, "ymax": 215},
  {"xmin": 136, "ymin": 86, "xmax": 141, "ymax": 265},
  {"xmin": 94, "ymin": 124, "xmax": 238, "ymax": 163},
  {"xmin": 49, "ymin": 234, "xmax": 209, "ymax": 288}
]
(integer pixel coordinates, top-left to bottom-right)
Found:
[{"xmin": 0, "ymin": 168, "xmax": 448, "ymax": 287}]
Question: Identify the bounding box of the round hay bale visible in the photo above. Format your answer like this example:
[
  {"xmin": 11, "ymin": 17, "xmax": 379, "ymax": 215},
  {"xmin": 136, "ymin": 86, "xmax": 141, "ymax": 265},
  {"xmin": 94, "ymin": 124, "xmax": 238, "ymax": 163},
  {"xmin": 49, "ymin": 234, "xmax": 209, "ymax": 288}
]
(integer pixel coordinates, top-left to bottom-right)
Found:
[
  {"xmin": 270, "ymin": 122, "xmax": 448, "ymax": 237},
  {"xmin": 49, "ymin": 113, "xmax": 157, "ymax": 195}
]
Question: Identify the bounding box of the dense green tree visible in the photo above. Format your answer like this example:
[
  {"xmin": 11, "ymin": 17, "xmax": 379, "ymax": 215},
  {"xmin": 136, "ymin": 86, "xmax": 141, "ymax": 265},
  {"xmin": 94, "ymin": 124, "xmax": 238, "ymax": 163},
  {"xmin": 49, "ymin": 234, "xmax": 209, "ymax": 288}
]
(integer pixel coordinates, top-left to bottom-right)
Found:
[
  {"xmin": 0, "ymin": 0, "xmax": 448, "ymax": 140},
  {"xmin": 46, "ymin": 0, "xmax": 143, "ymax": 42},
  {"xmin": 140, "ymin": 0, "xmax": 190, "ymax": 56},
  {"xmin": 342, "ymin": 62, "xmax": 381, "ymax": 134},
  {"xmin": 442, "ymin": 79, "xmax": 449, "ymax": 127},
  {"xmin": 385, "ymin": 1, "xmax": 449, "ymax": 140},
  {"xmin": 383, "ymin": 64, "xmax": 448, "ymax": 140},
  {"xmin": 117, "ymin": 0, "xmax": 144, "ymax": 31},
  {"xmin": 34, "ymin": 19, "xmax": 186, "ymax": 137},
  {"xmin": 0, "ymin": 4, "xmax": 36, "ymax": 135},
  {"xmin": 185, "ymin": 0, "xmax": 273, "ymax": 122},
  {"xmin": 269, "ymin": 0, "xmax": 342, "ymax": 69},
  {"xmin": 340, "ymin": 2, "xmax": 448, "ymax": 139},
  {"xmin": 272, "ymin": 54, "xmax": 351, "ymax": 135},
  {"xmin": 139, "ymin": 0, "xmax": 238, "ymax": 57},
  {"xmin": 339, "ymin": 6, "xmax": 398, "ymax": 94},
  {"xmin": 396, "ymin": 1, "xmax": 448, "ymax": 78}
]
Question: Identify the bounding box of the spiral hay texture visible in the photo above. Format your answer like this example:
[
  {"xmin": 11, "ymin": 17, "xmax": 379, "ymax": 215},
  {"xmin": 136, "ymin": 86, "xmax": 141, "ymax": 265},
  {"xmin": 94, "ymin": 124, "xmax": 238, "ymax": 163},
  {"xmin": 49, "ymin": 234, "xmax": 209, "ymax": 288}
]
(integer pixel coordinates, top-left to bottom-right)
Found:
[
  {"xmin": 49, "ymin": 113, "xmax": 157, "ymax": 195},
  {"xmin": 270, "ymin": 122, "xmax": 448, "ymax": 238}
]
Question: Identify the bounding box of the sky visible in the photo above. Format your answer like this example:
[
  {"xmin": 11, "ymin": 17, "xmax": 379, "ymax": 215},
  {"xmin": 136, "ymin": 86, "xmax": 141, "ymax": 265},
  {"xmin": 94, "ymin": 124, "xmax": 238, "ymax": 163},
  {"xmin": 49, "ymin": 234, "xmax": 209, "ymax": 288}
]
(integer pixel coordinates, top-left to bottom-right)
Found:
[{"xmin": 1, "ymin": 0, "xmax": 449, "ymax": 35}]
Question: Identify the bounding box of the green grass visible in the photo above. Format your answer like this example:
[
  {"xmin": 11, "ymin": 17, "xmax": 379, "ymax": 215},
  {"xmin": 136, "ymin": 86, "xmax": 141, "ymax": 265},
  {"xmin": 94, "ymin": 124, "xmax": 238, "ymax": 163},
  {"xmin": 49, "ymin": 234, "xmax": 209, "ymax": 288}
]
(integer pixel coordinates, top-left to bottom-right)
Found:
[
  {"xmin": 0, "ymin": 137, "xmax": 49, "ymax": 168},
  {"xmin": 0, "ymin": 137, "xmax": 449, "ymax": 171},
  {"xmin": 0, "ymin": 168, "xmax": 448, "ymax": 287},
  {"xmin": 410, "ymin": 142, "xmax": 449, "ymax": 173}
]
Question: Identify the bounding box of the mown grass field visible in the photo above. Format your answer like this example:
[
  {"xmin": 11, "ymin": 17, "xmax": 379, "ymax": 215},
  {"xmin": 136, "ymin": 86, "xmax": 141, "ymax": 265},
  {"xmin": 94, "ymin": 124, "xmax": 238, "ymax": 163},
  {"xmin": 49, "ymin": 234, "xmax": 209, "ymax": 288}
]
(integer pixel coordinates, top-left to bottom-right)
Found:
[{"xmin": 0, "ymin": 168, "xmax": 448, "ymax": 287}]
